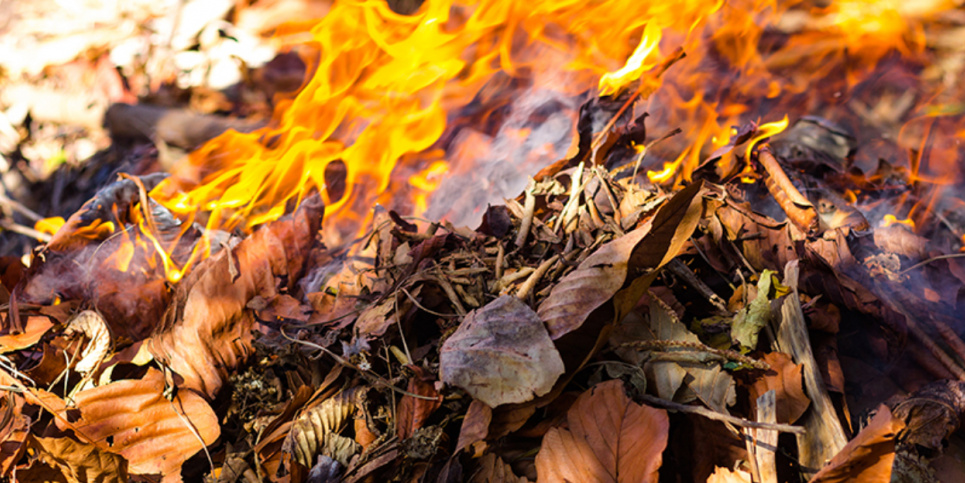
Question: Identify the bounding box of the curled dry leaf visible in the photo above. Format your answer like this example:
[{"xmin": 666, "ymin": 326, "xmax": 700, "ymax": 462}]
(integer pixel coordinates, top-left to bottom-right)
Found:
[
  {"xmin": 285, "ymin": 389, "xmax": 359, "ymax": 468},
  {"xmin": 149, "ymin": 195, "xmax": 323, "ymax": 398},
  {"xmin": 440, "ymin": 295, "xmax": 564, "ymax": 407},
  {"xmin": 0, "ymin": 393, "xmax": 30, "ymax": 475},
  {"xmin": 535, "ymin": 380, "xmax": 668, "ymax": 483},
  {"xmin": 63, "ymin": 310, "xmax": 111, "ymax": 375},
  {"xmin": 810, "ymin": 405, "xmax": 903, "ymax": 483},
  {"xmin": 52, "ymin": 367, "xmax": 220, "ymax": 478}
]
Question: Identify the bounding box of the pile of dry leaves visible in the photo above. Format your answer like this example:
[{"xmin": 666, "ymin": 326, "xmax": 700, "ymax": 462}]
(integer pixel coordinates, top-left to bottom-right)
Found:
[{"xmin": 1, "ymin": 86, "xmax": 965, "ymax": 483}]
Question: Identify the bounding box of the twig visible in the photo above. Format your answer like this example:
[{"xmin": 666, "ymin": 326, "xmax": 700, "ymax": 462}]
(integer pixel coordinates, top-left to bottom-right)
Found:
[
  {"xmin": 0, "ymin": 191, "xmax": 42, "ymax": 222},
  {"xmin": 0, "ymin": 219, "xmax": 51, "ymax": 242},
  {"xmin": 516, "ymin": 255, "xmax": 560, "ymax": 301},
  {"xmin": 623, "ymin": 339, "xmax": 769, "ymax": 370},
  {"xmin": 757, "ymin": 146, "xmax": 819, "ymax": 236},
  {"xmin": 898, "ymin": 252, "xmax": 965, "ymax": 275},
  {"xmin": 515, "ymin": 183, "xmax": 536, "ymax": 249},
  {"xmin": 494, "ymin": 243, "xmax": 505, "ymax": 282},
  {"xmin": 637, "ymin": 393, "xmax": 805, "ymax": 434},
  {"xmin": 279, "ymin": 328, "xmax": 442, "ymax": 401},
  {"xmin": 666, "ymin": 258, "xmax": 731, "ymax": 315}
]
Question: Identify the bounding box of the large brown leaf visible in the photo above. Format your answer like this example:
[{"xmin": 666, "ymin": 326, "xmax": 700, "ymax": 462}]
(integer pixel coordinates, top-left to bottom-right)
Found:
[
  {"xmin": 148, "ymin": 195, "xmax": 323, "ymax": 398},
  {"xmin": 535, "ymin": 380, "xmax": 668, "ymax": 483},
  {"xmin": 440, "ymin": 295, "xmax": 564, "ymax": 407},
  {"xmin": 538, "ymin": 180, "xmax": 704, "ymax": 341},
  {"xmin": 395, "ymin": 365, "xmax": 441, "ymax": 440},
  {"xmin": 53, "ymin": 367, "xmax": 220, "ymax": 478}
]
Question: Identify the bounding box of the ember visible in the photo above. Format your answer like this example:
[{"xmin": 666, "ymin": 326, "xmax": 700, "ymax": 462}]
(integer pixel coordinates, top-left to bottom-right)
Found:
[{"xmin": 2, "ymin": 0, "xmax": 965, "ymax": 481}]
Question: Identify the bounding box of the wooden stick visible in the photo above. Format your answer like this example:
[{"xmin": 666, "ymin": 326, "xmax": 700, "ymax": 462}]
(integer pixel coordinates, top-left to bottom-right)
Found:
[
  {"xmin": 637, "ymin": 393, "xmax": 805, "ymax": 434},
  {"xmin": 757, "ymin": 146, "xmax": 820, "ymax": 236},
  {"xmin": 754, "ymin": 390, "xmax": 779, "ymax": 483}
]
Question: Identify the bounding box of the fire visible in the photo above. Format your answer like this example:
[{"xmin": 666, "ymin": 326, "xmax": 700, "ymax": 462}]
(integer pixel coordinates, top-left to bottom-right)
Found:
[{"xmin": 34, "ymin": 0, "xmax": 955, "ymax": 282}]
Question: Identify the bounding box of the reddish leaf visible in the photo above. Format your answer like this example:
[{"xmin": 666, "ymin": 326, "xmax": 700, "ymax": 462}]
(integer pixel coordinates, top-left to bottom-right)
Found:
[
  {"xmin": 810, "ymin": 405, "xmax": 903, "ymax": 483},
  {"xmin": 747, "ymin": 352, "xmax": 811, "ymax": 424},
  {"xmin": 535, "ymin": 380, "xmax": 668, "ymax": 483},
  {"xmin": 456, "ymin": 400, "xmax": 492, "ymax": 454},
  {"xmin": 0, "ymin": 393, "xmax": 30, "ymax": 475},
  {"xmin": 441, "ymin": 295, "xmax": 564, "ymax": 407},
  {"xmin": 148, "ymin": 196, "xmax": 323, "ymax": 398},
  {"xmin": 53, "ymin": 368, "xmax": 220, "ymax": 478},
  {"xmin": 396, "ymin": 366, "xmax": 441, "ymax": 440}
]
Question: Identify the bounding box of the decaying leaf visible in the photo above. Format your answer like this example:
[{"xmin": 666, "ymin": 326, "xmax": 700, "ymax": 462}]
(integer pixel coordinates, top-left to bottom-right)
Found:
[
  {"xmin": 149, "ymin": 195, "xmax": 323, "ymax": 398},
  {"xmin": 285, "ymin": 388, "xmax": 359, "ymax": 468},
  {"xmin": 30, "ymin": 434, "xmax": 129, "ymax": 483},
  {"xmin": 63, "ymin": 310, "xmax": 111, "ymax": 375},
  {"xmin": 535, "ymin": 380, "xmax": 668, "ymax": 483},
  {"xmin": 440, "ymin": 295, "xmax": 564, "ymax": 407},
  {"xmin": 731, "ymin": 270, "xmax": 779, "ymax": 351},
  {"xmin": 52, "ymin": 367, "xmax": 220, "ymax": 478},
  {"xmin": 810, "ymin": 405, "xmax": 903, "ymax": 483}
]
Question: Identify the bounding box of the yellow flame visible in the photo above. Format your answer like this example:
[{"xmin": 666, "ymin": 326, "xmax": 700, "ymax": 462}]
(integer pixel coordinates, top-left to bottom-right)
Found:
[
  {"xmin": 599, "ymin": 23, "xmax": 662, "ymax": 97},
  {"xmin": 745, "ymin": 115, "xmax": 789, "ymax": 160},
  {"xmin": 34, "ymin": 217, "xmax": 65, "ymax": 239},
  {"xmin": 882, "ymin": 214, "xmax": 915, "ymax": 229}
]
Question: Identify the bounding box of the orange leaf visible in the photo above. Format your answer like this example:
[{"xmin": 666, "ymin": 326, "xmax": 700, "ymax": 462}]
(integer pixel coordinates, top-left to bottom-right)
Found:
[
  {"xmin": 747, "ymin": 352, "xmax": 811, "ymax": 424},
  {"xmin": 53, "ymin": 368, "xmax": 220, "ymax": 478},
  {"xmin": 0, "ymin": 315, "xmax": 53, "ymax": 353},
  {"xmin": 29, "ymin": 434, "xmax": 129, "ymax": 482},
  {"xmin": 535, "ymin": 380, "xmax": 668, "ymax": 483},
  {"xmin": 810, "ymin": 405, "xmax": 903, "ymax": 483}
]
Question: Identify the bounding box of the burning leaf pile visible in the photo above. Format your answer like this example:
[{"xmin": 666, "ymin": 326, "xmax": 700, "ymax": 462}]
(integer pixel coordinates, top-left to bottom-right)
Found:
[{"xmin": 3, "ymin": 0, "xmax": 965, "ymax": 482}]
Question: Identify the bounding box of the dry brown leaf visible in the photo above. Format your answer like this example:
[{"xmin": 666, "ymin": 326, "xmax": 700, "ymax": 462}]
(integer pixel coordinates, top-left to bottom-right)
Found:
[
  {"xmin": 747, "ymin": 352, "xmax": 811, "ymax": 424},
  {"xmin": 30, "ymin": 434, "xmax": 129, "ymax": 483},
  {"xmin": 810, "ymin": 405, "xmax": 903, "ymax": 483},
  {"xmin": 440, "ymin": 295, "xmax": 564, "ymax": 407},
  {"xmin": 538, "ymin": 179, "xmax": 703, "ymax": 344},
  {"xmin": 52, "ymin": 367, "xmax": 219, "ymax": 478},
  {"xmin": 471, "ymin": 453, "xmax": 530, "ymax": 483},
  {"xmin": 456, "ymin": 400, "xmax": 492, "ymax": 454},
  {"xmin": 149, "ymin": 196, "xmax": 323, "ymax": 398},
  {"xmin": 535, "ymin": 380, "xmax": 668, "ymax": 483},
  {"xmin": 0, "ymin": 393, "xmax": 30, "ymax": 475},
  {"xmin": 396, "ymin": 365, "xmax": 442, "ymax": 440}
]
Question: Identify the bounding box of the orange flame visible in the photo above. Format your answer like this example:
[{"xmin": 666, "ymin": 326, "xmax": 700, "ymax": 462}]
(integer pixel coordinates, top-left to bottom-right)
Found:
[{"xmin": 139, "ymin": 0, "xmax": 961, "ymax": 276}]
